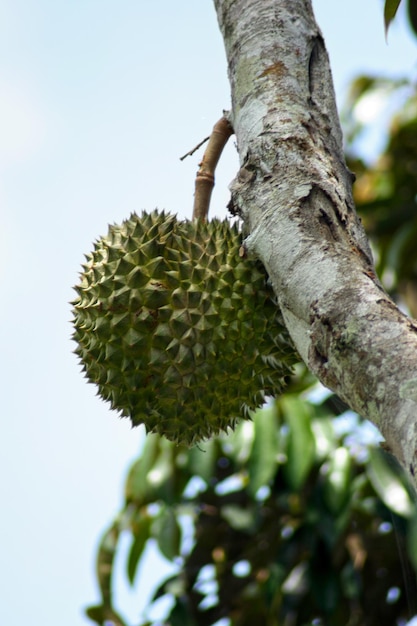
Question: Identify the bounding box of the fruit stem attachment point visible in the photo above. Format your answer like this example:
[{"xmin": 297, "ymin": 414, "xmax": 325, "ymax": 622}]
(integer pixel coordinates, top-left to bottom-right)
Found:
[
  {"xmin": 179, "ymin": 136, "xmax": 210, "ymax": 161},
  {"xmin": 192, "ymin": 115, "xmax": 234, "ymax": 221}
]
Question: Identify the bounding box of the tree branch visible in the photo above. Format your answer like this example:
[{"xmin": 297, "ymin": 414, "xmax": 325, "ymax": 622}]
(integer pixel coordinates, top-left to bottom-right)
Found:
[
  {"xmin": 213, "ymin": 0, "xmax": 417, "ymax": 487},
  {"xmin": 192, "ymin": 115, "xmax": 234, "ymax": 220},
  {"xmin": 180, "ymin": 135, "xmax": 210, "ymax": 161}
]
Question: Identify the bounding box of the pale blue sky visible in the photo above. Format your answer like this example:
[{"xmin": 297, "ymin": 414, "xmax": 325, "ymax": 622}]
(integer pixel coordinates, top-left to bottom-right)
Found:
[{"xmin": 0, "ymin": 2, "xmax": 415, "ymax": 626}]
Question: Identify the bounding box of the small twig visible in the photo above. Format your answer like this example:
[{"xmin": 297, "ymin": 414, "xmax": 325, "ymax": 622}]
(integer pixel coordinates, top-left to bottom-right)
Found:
[
  {"xmin": 179, "ymin": 136, "xmax": 210, "ymax": 161},
  {"xmin": 192, "ymin": 116, "xmax": 234, "ymax": 220}
]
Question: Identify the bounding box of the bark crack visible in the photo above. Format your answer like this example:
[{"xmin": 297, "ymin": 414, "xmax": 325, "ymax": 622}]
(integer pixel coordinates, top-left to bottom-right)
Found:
[{"xmin": 214, "ymin": 0, "xmax": 417, "ymax": 489}]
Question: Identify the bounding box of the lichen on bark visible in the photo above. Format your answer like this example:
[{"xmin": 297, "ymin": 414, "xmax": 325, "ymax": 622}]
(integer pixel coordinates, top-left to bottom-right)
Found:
[{"xmin": 213, "ymin": 0, "xmax": 417, "ymax": 487}]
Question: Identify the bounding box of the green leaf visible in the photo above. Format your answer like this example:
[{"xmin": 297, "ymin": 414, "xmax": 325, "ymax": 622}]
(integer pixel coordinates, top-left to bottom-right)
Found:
[
  {"xmin": 407, "ymin": 511, "xmax": 417, "ymax": 571},
  {"xmin": 248, "ymin": 405, "xmax": 279, "ymax": 496},
  {"xmin": 152, "ymin": 573, "xmax": 183, "ymax": 602},
  {"xmin": 85, "ymin": 605, "xmax": 128, "ymax": 626},
  {"xmin": 187, "ymin": 437, "xmax": 217, "ymax": 483},
  {"xmin": 95, "ymin": 521, "xmax": 121, "ymax": 608},
  {"xmin": 281, "ymin": 396, "xmax": 315, "ymax": 490},
  {"xmin": 85, "ymin": 605, "xmax": 105, "ymax": 626},
  {"xmin": 125, "ymin": 434, "xmax": 161, "ymax": 504},
  {"xmin": 153, "ymin": 506, "xmax": 181, "ymax": 560},
  {"xmin": 311, "ymin": 417, "xmax": 336, "ymax": 461},
  {"xmin": 221, "ymin": 503, "xmax": 256, "ymax": 530},
  {"xmin": 384, "ymin": 0, "xmax": 403, "ymax": 37},
  {"xmin": 145, "ymin": 438, "xmax": 176, "ymax": 499},
  {"xmin": 224, "ymin": 418, "xmax": 255, "ymax": 466},
  {"xmin": 322, "ymin": 447, "xmax": 352, "ymax": 513},
  {"xmin": 127, "ymin": 513, "xmax": 152, "ymax": 585},
  {"xmin": 367, "ymin": 447, "xmax": 415, "ymax": 517},
  {"xmin": 408, "ymin": 0, "xmax": 417, "ymax": 37},
  {"xmin": 126, "ymin": 436, "xmax": 180, "ymax": 505}
]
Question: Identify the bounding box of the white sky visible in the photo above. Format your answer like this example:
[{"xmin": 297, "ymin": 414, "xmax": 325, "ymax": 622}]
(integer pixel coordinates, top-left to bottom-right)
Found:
[{"xmin": 0, "ymin": 1, "xmax": 415, "ymax": 625}]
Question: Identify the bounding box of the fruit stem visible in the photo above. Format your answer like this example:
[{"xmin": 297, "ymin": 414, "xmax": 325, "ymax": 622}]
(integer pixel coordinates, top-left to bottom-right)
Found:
[{"xmin": 192, "ymin": 115, "xmax": 234, "ymax": 221}]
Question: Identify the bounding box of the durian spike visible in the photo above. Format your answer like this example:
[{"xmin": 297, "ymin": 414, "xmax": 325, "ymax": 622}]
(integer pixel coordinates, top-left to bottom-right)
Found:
[{"xmin": 192, "ymin": 115, "xmax": 234, "ymax": 221}]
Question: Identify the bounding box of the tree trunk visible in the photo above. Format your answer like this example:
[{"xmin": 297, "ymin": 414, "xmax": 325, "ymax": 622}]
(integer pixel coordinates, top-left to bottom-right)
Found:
[{"xmin": 213, "ymin": 0, "xmax": 417, "ymax": 488}]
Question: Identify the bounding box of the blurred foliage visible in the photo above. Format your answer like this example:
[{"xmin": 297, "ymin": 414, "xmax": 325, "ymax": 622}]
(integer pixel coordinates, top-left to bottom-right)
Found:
[
  {"xmin": 409, "ymin": 0, "xmax": 417, "ymax": 36},
  {"xmin": 384, "ymin": 0, "xmax": 402, "ymax": 36},
  {"xmin": 344, "ymin": 75, "xmax": 417, "ymax": 315},
  {"xmin": 86, "ymin": 386, "xmax": 417, "ymax": 626},
  {"xmin": 384, "ymin": 0, "xmax": 417, "ymax": 38},
  {"xmin": 86, "ymin": 68, "xmax": 417, "ymax": 626}
]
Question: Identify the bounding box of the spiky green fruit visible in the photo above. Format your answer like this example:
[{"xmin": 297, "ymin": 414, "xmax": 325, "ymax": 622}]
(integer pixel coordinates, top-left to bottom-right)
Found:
[{"xmin": 72, "ymin": 210, "xmax": 296, "ymax": 445}]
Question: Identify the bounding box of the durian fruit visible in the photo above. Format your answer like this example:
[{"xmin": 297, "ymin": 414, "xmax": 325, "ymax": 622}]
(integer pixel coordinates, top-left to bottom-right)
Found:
[{"xmin": 72, "ymin": 210, "xmax": 296, "ymax": 445}]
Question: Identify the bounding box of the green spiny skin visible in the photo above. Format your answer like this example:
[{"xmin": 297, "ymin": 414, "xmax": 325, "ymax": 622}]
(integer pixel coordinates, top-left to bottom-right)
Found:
[{"xmin": 72, "ymin": 210, "xmax": 296, "ymax": 445}]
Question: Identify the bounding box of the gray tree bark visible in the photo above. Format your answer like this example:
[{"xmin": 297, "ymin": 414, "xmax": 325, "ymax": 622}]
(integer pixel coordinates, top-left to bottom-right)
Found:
[{"xmin": 213, "ymin": 0, "xmax": 417, "ymax": 488}]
